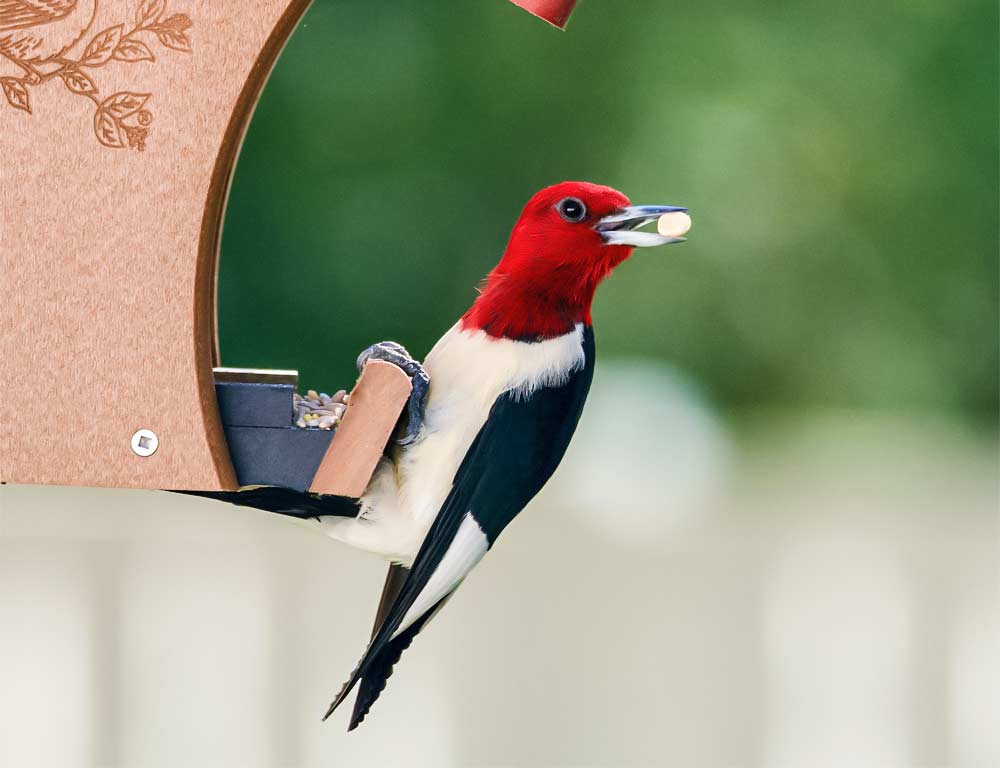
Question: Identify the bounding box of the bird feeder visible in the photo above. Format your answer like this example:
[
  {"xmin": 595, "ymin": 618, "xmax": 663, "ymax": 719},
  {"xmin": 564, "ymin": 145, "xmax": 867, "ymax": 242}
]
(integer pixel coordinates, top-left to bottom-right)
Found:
[{"xmin": 0, "ymin": 0, "xmax": 577, "ymax": 501}]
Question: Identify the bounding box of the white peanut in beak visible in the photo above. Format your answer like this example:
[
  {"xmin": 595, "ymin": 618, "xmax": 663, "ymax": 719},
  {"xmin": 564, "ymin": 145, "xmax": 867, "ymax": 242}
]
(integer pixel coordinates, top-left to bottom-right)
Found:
[{"xmin": 657, "ymin": 211, "xmax": 692, "ymax": 239}]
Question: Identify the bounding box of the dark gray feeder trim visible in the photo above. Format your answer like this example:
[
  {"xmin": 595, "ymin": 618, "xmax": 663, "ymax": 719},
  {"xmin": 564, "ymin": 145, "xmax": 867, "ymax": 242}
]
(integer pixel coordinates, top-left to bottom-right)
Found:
[{"xmin": 214, "ymin": 374, "xmax": 332, "ymax": 493}]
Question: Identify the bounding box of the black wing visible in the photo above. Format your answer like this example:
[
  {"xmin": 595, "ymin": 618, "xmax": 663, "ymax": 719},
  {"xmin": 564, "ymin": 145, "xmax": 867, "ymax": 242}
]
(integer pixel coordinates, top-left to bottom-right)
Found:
[{"xmin": 327, "ymin": 327, "xmax": 596, "ymax": 729}]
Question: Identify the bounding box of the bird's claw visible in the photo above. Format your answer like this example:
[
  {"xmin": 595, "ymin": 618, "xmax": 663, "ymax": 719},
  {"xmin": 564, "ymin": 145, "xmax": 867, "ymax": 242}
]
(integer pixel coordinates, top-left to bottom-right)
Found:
[{"xmin": 357, "ymin": 341, "xmax": 429, "ymax": 445}]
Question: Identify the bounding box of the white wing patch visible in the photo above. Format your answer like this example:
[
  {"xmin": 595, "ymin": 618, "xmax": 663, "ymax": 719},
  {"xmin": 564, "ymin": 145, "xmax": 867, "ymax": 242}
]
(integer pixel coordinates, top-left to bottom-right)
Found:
[{"xmin": 392, "ymin": 512, "xmax": 488, "ymax": 639}]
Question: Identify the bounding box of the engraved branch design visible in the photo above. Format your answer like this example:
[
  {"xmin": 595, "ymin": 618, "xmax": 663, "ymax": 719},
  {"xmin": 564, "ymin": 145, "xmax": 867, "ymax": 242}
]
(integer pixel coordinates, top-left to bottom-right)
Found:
[{"xmin": 0, "ymin": 0, "xmax": 192, "ymax": 151}]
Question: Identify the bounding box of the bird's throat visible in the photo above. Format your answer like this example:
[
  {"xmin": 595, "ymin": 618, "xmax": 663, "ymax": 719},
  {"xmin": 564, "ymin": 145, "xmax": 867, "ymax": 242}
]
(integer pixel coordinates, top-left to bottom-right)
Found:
[{"xmin": 461, "ymin": 271, "xmax": 601, "ymax": 341}]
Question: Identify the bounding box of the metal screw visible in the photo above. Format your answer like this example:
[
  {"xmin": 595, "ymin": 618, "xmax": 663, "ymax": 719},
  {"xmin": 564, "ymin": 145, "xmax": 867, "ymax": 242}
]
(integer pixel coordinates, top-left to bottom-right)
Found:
[{"xmin": 131, "ymin": 429, "xmax": 159, "ymax": 457}]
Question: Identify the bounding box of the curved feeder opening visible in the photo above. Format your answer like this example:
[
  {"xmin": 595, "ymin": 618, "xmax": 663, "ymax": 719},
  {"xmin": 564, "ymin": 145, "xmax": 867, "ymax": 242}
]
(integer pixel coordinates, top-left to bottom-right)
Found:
[
  {"xmin": 200, "ymin": 5, "xmax": 414, "ymax": 511},
  {"xmin": 208, "ymin": 0, "xmax": 584, "ymax": 511}
]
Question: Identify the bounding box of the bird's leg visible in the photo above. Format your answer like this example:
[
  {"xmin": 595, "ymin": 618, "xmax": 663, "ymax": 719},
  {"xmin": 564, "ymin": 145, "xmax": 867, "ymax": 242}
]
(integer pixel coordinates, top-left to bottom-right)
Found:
[{"xmin": 357, "ymin": 342, "xmax": 429, "ymax": 445}]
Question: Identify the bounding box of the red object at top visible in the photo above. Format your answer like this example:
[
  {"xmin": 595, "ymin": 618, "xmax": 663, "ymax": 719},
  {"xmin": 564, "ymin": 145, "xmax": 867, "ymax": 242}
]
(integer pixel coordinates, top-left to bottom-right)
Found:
[{"xmin": 508, "ymin": 0, "xmax": 578, "ymax": 29}]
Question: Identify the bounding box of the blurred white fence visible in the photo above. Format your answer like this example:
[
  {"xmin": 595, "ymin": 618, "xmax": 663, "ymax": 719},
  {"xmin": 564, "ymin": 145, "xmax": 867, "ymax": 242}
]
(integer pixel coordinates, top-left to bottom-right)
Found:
[{"xmin": 1, "ymin": 362, "xmax": 996, "ymax": 768}]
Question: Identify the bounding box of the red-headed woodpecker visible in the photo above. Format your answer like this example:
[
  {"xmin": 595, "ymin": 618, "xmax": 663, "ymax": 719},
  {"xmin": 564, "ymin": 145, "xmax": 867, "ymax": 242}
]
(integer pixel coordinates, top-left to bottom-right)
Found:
[{"xmin": 319, "ymin": 181, "xmax": 689, "ymax": 729}]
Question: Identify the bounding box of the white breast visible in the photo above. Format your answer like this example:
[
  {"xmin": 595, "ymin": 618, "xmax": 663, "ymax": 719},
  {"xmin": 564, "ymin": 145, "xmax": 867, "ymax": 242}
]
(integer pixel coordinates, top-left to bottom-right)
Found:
[
  {"xmin": 336, "ymin": 322, "xmax": 585, "ymax": 564},
  {"xmin": 395, "ymin": 322, "xmax": 584, "ymax": 520}
]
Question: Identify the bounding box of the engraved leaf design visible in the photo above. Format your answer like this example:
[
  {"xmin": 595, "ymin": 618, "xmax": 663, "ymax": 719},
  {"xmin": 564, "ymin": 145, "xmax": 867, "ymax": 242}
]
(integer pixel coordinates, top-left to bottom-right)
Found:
[
  {"xmin": 160, "ymin": 13, "xmax": 192, "ymax": 31},
  {"xmin": 114, "ymin": 40, "xmax": 156, "ymax": 63},
  {"xmin": 59, "ymin": 68, "xmax": 97, "ymax": 96},
  {"xmin": 1, "ymin": 78, "xmax": 30, "ymax": 113},
  {"xmin": 101, "ymin": 92, "xmax": 151, "ymax": 119},
  {"xmin": 136, "ymin": 0, "xmax": 166, "ymax": 27},
  {"xmin": 10, "ymin": 0, "xmax": 193, "ymax": 151},
  {"xmin": 153, "ymin": 27, "xmax": 192, "ymax": 53},
  {"xmin": 84, "ymin": 25, "xmax": 125, "ymax": 66},
  {"xmin": 94, "ymin": 110, "xmax": 125, "ymax": 148}
]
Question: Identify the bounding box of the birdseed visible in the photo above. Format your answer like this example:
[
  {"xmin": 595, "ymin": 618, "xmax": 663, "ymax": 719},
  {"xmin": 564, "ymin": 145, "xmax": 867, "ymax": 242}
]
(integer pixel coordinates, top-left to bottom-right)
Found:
[{"xmin": 294, "ymin": 389, "xmax": 348, "ymax": 430}]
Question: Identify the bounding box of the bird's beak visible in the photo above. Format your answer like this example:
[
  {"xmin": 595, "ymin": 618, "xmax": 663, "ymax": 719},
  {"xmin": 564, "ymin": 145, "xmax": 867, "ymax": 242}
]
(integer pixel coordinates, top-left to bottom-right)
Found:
[{"xmin": 595, "ymin": 205, "xmax": 689, "ymax": 247}]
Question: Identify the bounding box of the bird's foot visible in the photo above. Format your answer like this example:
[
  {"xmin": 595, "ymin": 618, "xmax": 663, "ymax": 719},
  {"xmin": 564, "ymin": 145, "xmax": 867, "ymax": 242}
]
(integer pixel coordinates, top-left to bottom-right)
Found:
[{"xmin": 357, "ymin": 342, "xmax": 429, "ymax": 445}]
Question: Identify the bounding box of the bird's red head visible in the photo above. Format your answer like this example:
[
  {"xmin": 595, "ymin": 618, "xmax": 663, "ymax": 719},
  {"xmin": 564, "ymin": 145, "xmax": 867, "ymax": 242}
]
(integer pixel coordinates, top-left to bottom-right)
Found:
[{"xmin": 461, "ymin": 182, "xmax": 688, "ymax": 340}]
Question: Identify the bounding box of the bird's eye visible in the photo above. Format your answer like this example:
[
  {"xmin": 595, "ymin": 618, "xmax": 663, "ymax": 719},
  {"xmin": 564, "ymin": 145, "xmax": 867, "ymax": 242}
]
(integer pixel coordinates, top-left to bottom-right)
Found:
[{"xmin": 556, "ymin": 197, "xmax": 587, "ymax": 223}]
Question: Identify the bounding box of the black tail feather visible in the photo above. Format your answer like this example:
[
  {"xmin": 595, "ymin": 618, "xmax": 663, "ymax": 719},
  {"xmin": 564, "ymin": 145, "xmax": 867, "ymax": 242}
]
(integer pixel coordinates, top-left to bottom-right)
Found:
[
  {"xmin": 345, "ymin": 594, "xmax": 455, "ymax": 730},
  {"xmin": 323, "ymin": 607, "xmax": 430, "ymax": 728},
  {"xmin": 326, "ymin": 596, "xmax": 447, "ymax": 729},
  {"xmin": 347, "ymin": 620, "xmax": 426, "ymax": 730},
  {"xmin": 321, "ymin": 564, "xmax": 409, "ymax": 725}
]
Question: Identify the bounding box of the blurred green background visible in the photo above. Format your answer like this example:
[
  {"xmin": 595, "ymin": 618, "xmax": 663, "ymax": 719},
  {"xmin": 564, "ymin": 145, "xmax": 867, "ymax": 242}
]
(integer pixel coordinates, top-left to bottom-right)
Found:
[{"xmin": 220, "ymin": 0, "xmax": 998, "ymax": 424}]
